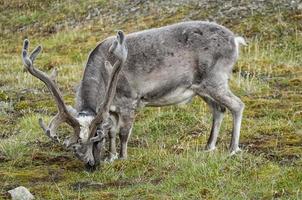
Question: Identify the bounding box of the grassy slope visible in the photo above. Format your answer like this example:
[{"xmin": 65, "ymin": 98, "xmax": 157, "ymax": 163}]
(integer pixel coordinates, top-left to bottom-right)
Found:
[{"xmin": 0, "ymin": 0, "xmax": 302, "ymax": 199}]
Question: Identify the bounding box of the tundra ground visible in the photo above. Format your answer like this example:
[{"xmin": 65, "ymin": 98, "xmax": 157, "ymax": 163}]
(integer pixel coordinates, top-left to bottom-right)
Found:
[{"xmin": 0, "ymin": 1, "xmax": 301, "ymax": 199}]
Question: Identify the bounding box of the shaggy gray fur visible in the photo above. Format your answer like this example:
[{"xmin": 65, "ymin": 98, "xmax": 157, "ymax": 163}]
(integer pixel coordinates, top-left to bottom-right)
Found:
[{"xmin": 77, "ymin": 21, "xmax": 245, "ymax": 161}]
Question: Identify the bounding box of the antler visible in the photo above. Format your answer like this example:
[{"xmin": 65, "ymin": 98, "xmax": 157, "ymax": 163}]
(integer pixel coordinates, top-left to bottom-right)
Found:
[
  {"xmin": 88, "ymin": 30, "xmax": 128, "ymax": 141},
  {"xmin": 21, "ymin": 39, "xmax": 81, "ymax": 144}
]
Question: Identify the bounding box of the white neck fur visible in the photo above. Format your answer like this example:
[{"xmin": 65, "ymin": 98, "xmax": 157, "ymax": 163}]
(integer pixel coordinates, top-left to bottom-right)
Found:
[{"xmin": 76, "ymin": 116, "xmax": 94, "ymax": 141}]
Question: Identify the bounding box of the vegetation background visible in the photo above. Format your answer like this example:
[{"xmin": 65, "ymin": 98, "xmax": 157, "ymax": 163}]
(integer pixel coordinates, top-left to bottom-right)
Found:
[{"xmin": 0, "ymin": 0, "xmax": 301, "ymax": 199}]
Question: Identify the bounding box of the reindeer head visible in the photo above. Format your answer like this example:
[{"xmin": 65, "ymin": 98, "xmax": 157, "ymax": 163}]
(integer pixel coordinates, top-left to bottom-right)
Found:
[{"xmin": 21, "ymin": 31, "xmax": 127, "ymax": 170}]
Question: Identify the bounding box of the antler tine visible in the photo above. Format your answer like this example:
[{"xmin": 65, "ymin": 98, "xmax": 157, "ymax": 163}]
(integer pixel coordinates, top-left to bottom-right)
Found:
[
  {"xmin": 22, "ymin": 39, "xmax": 80, "ymax": 144},
  {"xmin": 38, "ymin": 115, "xmax": 62, "ymax": 142},
  {"xmin": 88, "ymin": 31, "xmax": 128, "ymax": 140}
]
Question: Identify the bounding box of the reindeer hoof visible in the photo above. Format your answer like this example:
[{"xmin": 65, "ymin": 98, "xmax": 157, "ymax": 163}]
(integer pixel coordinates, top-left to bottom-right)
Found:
[
  {"xmin": 85, "ymin": 163, "xmax": 97, "ymax": 172},
  {"xmin": 230, "ymin": 147, "xmax": 242, "ymax": 156},
  {"xmin": 118, "ymin": 156, "xmax": 127, "ymax": 160},
  {"xmin": 104, "ymin": 153, "xmax": 119, "ymax": 163},
  {"xmin": 109, "ymin": 153, "xmax": 119, "ymax": 162},
  {"xmin": 204, "ymin": 145, "xmax": 216, "ymax": 152}
]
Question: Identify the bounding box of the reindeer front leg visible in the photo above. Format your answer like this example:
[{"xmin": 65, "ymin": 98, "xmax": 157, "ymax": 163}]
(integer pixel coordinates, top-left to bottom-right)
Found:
[
  {"xmin": 108, "ymin": 128, "xmax": 118, "ymax": 162},
  {"xmin": 107, "ymin": 115, "xmax": 119, "ymax": 162},
  {"xmin": 118, "ymin": 112, "xmax": 135, "ymax": 160}
]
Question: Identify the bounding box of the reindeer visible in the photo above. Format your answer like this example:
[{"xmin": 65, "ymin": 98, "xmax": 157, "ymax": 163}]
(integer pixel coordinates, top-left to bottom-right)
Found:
[{"xmin": 22, "ymin": 21, "xmax": 246, "ymax": 170}]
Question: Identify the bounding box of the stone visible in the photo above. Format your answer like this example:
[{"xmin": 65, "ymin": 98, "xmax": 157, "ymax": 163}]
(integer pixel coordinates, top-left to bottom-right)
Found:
[{"xmin": 8, "ymin": 186, "xmax": 34, "ymax": 200}]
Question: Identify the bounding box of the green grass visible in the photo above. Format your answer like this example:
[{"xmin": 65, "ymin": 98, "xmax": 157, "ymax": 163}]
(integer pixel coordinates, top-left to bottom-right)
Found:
[{"xmin": 0, "ymin": 0, "xmax": 302, "ymax": 199}]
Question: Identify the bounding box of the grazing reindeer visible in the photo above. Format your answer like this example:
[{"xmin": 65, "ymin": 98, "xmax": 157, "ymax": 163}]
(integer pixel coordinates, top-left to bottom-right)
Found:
[{"xmin": 22, "ymin": 21, "xmax": 246, "ymax": 170}]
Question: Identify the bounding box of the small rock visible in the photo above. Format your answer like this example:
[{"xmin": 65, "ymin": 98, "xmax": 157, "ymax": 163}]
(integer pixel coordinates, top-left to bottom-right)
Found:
[{"xmin": 8, "ymin": 186, "xmax": 34, "ymax": 200}]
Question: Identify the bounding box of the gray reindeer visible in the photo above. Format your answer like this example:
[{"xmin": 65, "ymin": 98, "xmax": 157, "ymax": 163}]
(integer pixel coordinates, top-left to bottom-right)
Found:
[{"xmin": 22, "ymin": 21, "xmax": 246, "ymax": 170}]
